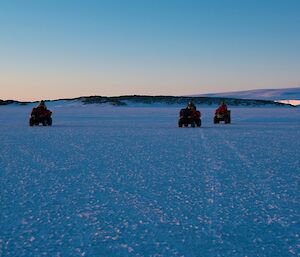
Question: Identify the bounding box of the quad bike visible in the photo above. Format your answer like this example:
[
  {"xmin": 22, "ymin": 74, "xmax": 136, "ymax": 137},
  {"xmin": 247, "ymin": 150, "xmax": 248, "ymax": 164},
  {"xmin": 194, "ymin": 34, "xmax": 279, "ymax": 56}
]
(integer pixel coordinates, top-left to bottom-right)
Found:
[
  {"xmin": 29, "ymin": 109, "xmax": 52, "ymax": 126},
  {"xmin": 214, "ymin": 110, "xmax": 231, "ymax": 124},
  {"xmin": 178, "ymin": 108, "xmax": 201, "ymax": 127}
]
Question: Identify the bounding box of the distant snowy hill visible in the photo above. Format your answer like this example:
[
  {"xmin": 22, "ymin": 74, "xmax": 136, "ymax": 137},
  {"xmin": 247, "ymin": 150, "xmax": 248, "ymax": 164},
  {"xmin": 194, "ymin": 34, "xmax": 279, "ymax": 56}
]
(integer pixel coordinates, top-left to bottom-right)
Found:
[{"xmin": 195, "ymin": 87, "xmax": 300, "ymax": 106}]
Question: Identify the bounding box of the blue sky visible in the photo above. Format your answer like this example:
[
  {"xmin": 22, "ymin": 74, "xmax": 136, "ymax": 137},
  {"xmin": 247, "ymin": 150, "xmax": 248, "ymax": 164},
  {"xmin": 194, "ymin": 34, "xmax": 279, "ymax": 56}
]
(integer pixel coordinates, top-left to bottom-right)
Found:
[{"xmin": 0, "ymin": 0, "xmax": 299, "ymax": 100}]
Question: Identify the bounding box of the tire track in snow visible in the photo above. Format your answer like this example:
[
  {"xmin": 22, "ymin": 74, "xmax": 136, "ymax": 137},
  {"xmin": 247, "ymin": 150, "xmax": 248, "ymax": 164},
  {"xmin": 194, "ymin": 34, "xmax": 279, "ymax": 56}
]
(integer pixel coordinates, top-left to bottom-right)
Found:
[
  {"xmin": 207, "ymin": 127, "xmax": 300, "ymax": 256},
  {"xmin": 196, "ymin": 128, "xmax": 237, "ymax": 256}
]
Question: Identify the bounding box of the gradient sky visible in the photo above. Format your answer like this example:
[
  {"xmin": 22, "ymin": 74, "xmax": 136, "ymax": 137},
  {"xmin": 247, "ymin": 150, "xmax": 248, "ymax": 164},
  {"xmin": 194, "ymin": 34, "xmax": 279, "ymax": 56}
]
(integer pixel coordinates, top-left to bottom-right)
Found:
[{"xmin": 1, "ymin": 0, "xmax": 300, "ymax": 101}]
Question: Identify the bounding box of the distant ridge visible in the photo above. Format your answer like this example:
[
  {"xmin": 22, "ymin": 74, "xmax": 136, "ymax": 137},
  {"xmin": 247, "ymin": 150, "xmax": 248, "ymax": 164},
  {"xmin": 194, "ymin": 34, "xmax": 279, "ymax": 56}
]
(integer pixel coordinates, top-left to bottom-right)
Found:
[
  {"xmin": 0, "ymin": 99, "xmax": 30, "ymax": 106},
  {"xmin": 0, "ymin": 95, "xmax": 295, "ymax": 107}
]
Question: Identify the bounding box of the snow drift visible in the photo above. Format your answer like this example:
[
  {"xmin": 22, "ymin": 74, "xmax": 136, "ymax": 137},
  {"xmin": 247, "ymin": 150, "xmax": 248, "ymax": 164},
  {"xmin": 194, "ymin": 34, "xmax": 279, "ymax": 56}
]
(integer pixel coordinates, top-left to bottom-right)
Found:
[{"xmin": 195, "ymin": 87, "xmax": 300, "ymax": 106}]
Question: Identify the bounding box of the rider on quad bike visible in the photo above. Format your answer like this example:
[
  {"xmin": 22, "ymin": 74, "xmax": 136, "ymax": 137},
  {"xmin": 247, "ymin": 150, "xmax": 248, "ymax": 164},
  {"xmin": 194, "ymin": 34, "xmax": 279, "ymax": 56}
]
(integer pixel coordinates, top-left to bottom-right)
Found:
[
  {"xmin": 29, "ymin": 100, "xmax": 53, "ymax": 126},
  {"xmin": 214, "ymin": 101, "xmax": 231, "ymax": 124},
  {"xmin": 178, "ymin": 102, "xmax": 201, "ymax": 127}
]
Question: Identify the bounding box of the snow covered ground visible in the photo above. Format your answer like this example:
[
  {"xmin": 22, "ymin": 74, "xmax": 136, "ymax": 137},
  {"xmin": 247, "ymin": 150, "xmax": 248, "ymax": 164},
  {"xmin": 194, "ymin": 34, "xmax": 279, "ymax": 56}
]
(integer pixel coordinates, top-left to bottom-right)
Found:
[{"xmin": 0, "ymin": 104, "xmax": 299, "ymax": 257}]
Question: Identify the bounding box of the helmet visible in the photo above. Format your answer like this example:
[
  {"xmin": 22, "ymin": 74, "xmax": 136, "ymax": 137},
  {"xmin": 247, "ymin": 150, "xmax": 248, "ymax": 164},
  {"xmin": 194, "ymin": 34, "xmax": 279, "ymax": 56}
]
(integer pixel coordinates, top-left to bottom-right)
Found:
[
  {"xmin": 38, "ymin": 100, "xmax": 47, "ymax": 109},
  {"xmin": 187, "ymin": 102, "xmax": 195, "ymax": 109}
]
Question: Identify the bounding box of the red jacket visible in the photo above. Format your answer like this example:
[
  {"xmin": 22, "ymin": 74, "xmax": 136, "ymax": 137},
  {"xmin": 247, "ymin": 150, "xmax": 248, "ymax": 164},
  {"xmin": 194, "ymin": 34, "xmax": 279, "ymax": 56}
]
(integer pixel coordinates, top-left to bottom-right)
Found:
[
  {"xmin": 215, "ymin": 104, "xmax": 227, "ymax": 114},
  {"xmin": 180, "ymin": 108, "xmax": 201, "ymax": 119},
  {"xmin": 191, "ymin": 109, "xmax": 201, "ymax": 119},
  {"xmin": 31, "ymin": 106, "xmax": 52, "ymax": 117}
]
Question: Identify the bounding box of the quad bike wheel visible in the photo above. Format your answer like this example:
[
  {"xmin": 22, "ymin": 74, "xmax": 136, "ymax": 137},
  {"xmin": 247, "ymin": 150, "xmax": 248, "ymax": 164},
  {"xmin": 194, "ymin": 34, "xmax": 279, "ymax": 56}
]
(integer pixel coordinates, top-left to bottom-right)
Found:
[
  {"xmin": 196, "ymin": 119, "xmax": 201, "ymax": 127},
  {"xmin": 178, "ymin": 119, "xmax": 183, "ymax": 127},
  {"xmin": 224, "ymin": 113, "xmax": 231, "ymax": 124},
  {"xmin": 29, "ymin": 119, "xmax": 34, "ymax": 126}
]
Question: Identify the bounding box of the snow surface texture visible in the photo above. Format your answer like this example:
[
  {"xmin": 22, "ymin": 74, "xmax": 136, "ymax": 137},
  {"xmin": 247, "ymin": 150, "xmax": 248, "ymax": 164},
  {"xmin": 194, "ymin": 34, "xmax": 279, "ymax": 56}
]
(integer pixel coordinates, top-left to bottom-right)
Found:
[
  {"xmin": 0, "ymin": 104, "xmax": 300, "ymax": 257},
  {"xmin": 195, "ymin": 87, "xmax": 300, "ymax": 106}
]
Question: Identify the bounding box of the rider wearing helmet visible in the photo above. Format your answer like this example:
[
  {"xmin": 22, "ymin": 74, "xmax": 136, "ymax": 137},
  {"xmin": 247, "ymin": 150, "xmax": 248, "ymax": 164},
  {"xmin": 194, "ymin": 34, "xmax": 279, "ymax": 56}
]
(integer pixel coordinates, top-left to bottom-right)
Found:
[
  {"xmin": 215, "ymin": 101, "xmax": 227, "ymax": 114},
  {"xmin": 187, "ymin": 102, "xmax": 196, "ymax": 110},
  {"xmin": 31, "ymin": 100, "xmax": 48, "ymax": 116},
  {"xmin": 38, "ymin": 100, "xmax": 47, "ymax": 109},
  {"xmin": 179, "ymin": 101, "xmax": 201, "ymax": 127}
]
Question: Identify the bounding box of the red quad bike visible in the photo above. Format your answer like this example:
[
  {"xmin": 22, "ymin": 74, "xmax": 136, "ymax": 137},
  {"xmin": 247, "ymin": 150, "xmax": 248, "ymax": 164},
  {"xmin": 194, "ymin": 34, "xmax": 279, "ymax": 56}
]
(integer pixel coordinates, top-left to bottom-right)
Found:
[
  {"xmin": 214, "ymin": 110, "xmax": 231, "ymax": 124},
  {"xmin": 178, "ymin": 108, "xmax": 201, "ymax": 127},
  {"xmin": 29, "ymin": 108, "xmax": 53, "ymax": 126}
]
